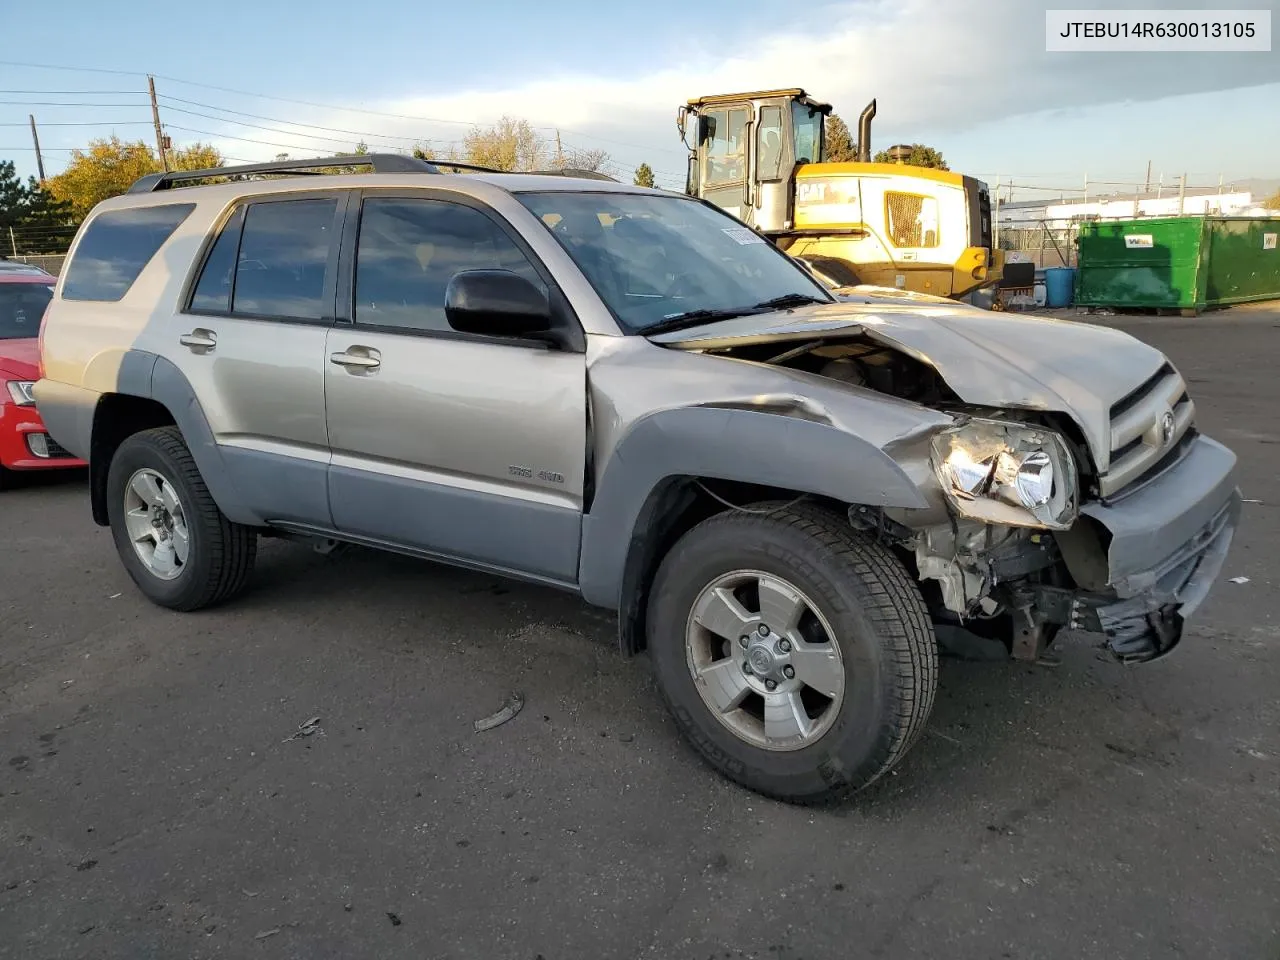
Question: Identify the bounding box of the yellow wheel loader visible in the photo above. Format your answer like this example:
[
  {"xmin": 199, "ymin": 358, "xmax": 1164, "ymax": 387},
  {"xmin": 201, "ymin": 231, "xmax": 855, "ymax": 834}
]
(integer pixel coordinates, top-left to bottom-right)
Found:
[{"xmin": 678, "ymin": 89, "xmax": 1003, "ymax": 299}]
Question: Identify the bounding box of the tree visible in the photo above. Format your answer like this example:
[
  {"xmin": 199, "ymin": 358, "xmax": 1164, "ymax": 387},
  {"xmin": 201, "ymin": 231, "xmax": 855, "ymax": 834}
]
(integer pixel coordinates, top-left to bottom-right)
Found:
[
  {"xmin": 1264, "ymin": 188, "xmax": 1280, "ymax": 210},
  {"xmin": 0, "ymin": 159, "xmax": 75, "ymax": 254},
  {"xmin": 46, "ymin": 136, "xmax": 224, "ymax": 219},
  {"xmin": 170, "ymin": 142, "xmax": 223, "ymax": 171},
  {"xmin": 824, "ymin": 114, "xmax": 858, "ymax": 162},
  {"xmin": 556, "ymin": 145, "xmax": 610, "ymax": 175},
  {"xmin": 461, "ymin": 117, "xmax": 546, "ymax": 172},
  {"xmin": 872, "ymin": 144, "xmax": 949, "ymax": 170},
  {"xmin": 633, "ymin": 162, "xmax": 656, "ymax": 188}
]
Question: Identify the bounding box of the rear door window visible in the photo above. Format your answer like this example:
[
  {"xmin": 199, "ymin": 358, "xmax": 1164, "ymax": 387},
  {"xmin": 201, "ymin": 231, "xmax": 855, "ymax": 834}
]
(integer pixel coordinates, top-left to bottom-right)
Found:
[
  {"xmin": 61, "ymin": 204, "xmax": 195, "ymax": 301},
  {"xmin": 231, "ymin": 198, "xmax": 338, "ymax": 320}
]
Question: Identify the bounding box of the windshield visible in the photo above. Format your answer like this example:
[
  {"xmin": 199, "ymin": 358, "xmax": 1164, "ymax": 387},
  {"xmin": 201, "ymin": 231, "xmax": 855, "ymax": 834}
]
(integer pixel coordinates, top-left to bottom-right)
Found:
[
  {"xmin": 0, "ymin": 282, "xmax": 54, "ymax": 340},
  {"xmin": 516, "ymin": 192, "xmax": 833, "ymax": 333}
]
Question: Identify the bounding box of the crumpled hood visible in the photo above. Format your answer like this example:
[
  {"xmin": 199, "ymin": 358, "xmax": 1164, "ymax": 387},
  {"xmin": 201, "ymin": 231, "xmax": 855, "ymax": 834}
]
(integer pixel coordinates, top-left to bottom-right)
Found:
[{"xmin": 648, "ymin": 295, "xmax": 1167, "ymax": 466}]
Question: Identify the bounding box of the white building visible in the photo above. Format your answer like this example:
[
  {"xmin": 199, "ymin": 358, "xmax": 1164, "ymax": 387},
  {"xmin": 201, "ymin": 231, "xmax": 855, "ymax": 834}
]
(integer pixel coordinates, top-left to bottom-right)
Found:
[
  {"xmin": 1044, "ymin": 191, "xmax": 1257, "ymax": 227},
  {"xmin": 996, "ymin": 189, "xmax": 1268, "ymax": 230}
]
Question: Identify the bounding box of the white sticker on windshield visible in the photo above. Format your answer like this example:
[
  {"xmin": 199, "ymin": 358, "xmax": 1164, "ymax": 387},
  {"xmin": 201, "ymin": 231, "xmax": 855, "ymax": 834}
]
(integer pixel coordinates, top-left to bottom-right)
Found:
[{"xmin": 722, "ymin": 227, "xmax": 765, "ymax": 245}]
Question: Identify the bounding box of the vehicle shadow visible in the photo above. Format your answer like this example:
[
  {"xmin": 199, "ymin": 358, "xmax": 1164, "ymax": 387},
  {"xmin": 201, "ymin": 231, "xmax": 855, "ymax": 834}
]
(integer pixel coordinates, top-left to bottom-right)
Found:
[
  {"xmin": 1, "ymin": 466, "xmax": 88, "ymax": 492},
  {"xmin": 233, "ymin": 538, "xmax": 1180, "ymax": 815}
]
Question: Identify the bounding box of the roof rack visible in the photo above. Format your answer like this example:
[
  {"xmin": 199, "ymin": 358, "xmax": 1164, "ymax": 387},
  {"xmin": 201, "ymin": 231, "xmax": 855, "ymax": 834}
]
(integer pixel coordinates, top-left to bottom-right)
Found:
[
  {"xmin": 127, "ymin": 153, "xmax": 623, "ymax": 194},
  {"xmin": 423, "ymin": 159, "xmax": 503, "ymax": 174},
  {"xmin": 128, "ymin": 153, "xmax": 440, "ymax": 194},
  {"xmin": 527, "ymin": 168, "xmax": 619, "ymax": 182},
  {"xmin": 423, "ymin": 159, "xmax": 618, "ymax": 182}
]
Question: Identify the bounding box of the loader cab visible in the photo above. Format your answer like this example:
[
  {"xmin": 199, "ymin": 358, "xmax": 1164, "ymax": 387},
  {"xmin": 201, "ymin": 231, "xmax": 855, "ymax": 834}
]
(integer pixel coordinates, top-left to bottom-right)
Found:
[
  {"xmin": 679, "ymin": 89, "xmax": 830, "ymax": 233},
  {"xmin": 680, "ymin": 88, "xmax": 1001, "ymax": 299}
]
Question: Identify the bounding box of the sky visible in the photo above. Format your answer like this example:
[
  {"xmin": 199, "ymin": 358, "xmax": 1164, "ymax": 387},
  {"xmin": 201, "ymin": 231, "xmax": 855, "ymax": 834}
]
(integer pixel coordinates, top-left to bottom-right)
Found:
[{"xmin": 1, "ymin": 0, "xmax": 1277, "ymax": 200}]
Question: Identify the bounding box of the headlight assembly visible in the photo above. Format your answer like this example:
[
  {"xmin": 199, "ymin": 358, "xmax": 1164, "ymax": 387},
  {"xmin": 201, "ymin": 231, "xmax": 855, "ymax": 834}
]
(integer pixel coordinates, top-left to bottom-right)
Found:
[
  {"xmin": 930, "ymin": 418, "xmax": 1078, "ymax": 530},
  {"xmin": 5, "ymin": 381, "xmax": 36, "ymax": 406}
]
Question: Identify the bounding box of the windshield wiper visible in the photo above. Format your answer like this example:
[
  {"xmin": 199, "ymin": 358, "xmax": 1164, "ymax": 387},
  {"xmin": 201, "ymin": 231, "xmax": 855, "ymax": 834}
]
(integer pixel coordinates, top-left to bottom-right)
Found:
[
  {"xmin": 753, "ymin": 293, "xmax": 831, "ymax": 310},
  {"xmin": 641, "ymin": 307, "xmax": 763, "ymax": 336}
]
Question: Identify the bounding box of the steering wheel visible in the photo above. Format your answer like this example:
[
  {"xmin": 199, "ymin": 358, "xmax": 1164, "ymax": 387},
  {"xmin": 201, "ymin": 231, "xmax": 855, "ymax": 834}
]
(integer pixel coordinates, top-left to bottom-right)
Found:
[{"xmin": 663, "ymin": 271, "xmax": 708, "ymax": 300}]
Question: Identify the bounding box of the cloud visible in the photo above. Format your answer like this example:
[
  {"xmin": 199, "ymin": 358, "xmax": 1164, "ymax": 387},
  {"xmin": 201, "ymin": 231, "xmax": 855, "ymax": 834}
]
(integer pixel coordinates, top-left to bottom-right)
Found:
[{"xmin": 193, "ymin": 0, "xmax": 1278, "ymax": 183}]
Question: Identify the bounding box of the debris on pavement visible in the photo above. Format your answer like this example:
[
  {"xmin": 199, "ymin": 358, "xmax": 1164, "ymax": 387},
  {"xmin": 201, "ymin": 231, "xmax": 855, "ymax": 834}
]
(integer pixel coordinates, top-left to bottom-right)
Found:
[
  {"xmin": 1243, "ymin": 498, "xmax": 1262, "ymax": 504},
  {"xmin": 1228, "ymin": 576, "xmax": 1251, "ymax": 584},
  {"xmin": 473, "ymin": 693, "xmax": 524, "ymax": 732},
  {"xmin": 282, "ymin": 717, "xmax": 323, "ymax": 742},
  {"xmin": 254, "ymin": 928, "xmax": 281, "ymax": 941},
  {"xmin": 386, "ymin": 912, "xmax": 402, "ymax": 926}
]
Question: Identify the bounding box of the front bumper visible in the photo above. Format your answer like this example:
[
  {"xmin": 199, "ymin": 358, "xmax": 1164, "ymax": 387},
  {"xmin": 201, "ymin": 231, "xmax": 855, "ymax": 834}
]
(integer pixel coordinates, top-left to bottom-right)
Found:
[
  {"xmin": 1071, "ymin": 435, "xmax": 1240, "ymax": 662},
  {"xmin": 0, "ymin": 399, "xmax": 88, "ymax": 471}
]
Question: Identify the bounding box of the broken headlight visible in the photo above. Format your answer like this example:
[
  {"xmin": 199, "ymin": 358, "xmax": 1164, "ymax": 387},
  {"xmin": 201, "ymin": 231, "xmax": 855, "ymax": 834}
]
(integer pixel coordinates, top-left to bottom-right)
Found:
[{"xmin": 930, "ymin": 419, "xmax": 1078, "ymax": 530}]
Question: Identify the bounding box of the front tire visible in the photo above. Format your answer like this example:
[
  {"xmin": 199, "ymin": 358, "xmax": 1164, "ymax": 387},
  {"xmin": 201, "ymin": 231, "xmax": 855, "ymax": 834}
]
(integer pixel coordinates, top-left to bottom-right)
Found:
[
  {"xmin": 106, "ymin": 427, "xmax": 256, "ymax": 611},
  {"xmin": 647, "ymin": 502, "xmax": 937, "ymax": 804}
]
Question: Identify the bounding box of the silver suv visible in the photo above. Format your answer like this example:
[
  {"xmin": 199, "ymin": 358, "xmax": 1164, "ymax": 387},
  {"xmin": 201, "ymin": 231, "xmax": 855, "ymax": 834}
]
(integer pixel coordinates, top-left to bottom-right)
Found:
[{"xmin": 36, "ymin": 155, "xmax": 1241, "ymax": 804}]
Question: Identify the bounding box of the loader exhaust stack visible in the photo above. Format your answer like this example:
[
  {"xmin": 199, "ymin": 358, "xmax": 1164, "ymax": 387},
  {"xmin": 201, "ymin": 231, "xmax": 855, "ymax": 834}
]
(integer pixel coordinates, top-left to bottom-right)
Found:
[{"xmin": 857, "ymin": 100, "xmax": 876, "ymax": 163}]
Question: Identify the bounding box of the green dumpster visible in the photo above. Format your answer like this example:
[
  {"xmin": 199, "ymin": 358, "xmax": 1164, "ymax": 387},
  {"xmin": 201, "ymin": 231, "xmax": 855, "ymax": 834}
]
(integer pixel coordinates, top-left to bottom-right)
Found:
[{"xmin": 1075, "ymin": 216, "xmax": 1280, "ymax": 312}]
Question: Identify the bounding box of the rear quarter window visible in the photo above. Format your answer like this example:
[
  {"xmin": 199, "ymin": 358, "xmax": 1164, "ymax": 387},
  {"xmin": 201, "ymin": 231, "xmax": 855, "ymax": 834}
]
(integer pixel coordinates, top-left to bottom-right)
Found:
[{"xmin": 61, "ymin": 203, "xmax": 196, "ymax": 302}]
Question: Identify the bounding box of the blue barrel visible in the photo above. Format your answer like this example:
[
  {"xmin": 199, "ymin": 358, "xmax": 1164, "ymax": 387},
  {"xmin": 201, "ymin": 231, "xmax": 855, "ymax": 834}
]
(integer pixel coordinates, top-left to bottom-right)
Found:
[{"xmin": 1043, "ymin": 267, "xmax": 1076, "ymax": 308}]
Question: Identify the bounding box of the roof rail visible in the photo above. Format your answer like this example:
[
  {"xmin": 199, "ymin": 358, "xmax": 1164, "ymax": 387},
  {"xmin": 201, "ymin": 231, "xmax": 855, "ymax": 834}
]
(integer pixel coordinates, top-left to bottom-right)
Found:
[
  {"xmin": 421, "ymin": 160, "xmax": 618, "ymax": 182},
  {"xmin": 421, "ymin": 159, "xmax": 504, "ymax": 174},
  {"xmin": 127, "ymin": 153, "xmax": 440, "ymax": 194},
  {"xmin": 527, "ymin": 168, "xmax": 619, "ymax": 182}
]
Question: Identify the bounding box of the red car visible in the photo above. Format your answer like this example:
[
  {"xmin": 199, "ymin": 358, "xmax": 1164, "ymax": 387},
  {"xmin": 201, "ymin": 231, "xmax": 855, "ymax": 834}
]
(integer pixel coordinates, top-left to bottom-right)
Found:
[{"xmin": 0, "ymin": 261, "xmax": 86, "ymax": 487}]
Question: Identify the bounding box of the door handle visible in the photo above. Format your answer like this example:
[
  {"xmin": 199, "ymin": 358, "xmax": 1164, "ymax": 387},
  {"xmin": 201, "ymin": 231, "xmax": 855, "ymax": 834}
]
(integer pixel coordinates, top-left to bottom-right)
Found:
[
  {"xmin": 329, "ymin": 349, "xmax": 381, "ymax": 370},
  {"xmin": 179, "ymin": 329, "xmax": 216, "ymax": 351}
]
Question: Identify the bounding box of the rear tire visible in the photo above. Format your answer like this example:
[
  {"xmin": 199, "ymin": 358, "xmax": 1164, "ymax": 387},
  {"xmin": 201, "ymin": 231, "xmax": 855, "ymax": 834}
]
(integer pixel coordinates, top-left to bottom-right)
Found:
[
  {"xmin": 647, "ymin": 502, "xmax": 937, "ymax": 804},
  {"xmin": 106, "ymin": 426, "xmax": 256, "ymax": 611}
]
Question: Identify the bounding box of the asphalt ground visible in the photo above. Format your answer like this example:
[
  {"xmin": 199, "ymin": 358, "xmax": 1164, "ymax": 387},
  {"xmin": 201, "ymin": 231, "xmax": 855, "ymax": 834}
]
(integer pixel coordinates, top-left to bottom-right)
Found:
[{"xmin": 2, "ymin": 305, "xmax": 1278, "ymax": 960}]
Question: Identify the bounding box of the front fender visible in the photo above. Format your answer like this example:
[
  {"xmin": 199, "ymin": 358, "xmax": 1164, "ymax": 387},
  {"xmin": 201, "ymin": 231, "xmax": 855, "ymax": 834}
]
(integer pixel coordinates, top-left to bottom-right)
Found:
[{"xmin": 577, "ymin": 404, "xmax": 930, "ymax": 609}]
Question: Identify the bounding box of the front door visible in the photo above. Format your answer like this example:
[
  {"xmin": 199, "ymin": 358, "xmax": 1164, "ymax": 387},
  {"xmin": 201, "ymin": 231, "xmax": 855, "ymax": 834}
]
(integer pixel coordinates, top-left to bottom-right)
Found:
[
  {"xmin": 323, "ymin": 192, "xmax": 587, "ymax": 585},
  {"xmin": 699, "ymin": 103, "xmax": 752, "ymax": 223}
]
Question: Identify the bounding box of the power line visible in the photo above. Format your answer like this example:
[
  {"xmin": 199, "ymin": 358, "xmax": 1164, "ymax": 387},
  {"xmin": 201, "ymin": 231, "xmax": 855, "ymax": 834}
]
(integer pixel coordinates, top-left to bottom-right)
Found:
[
  {"xmin": 0, "ymin": 60, "xmax": 688, "ymax": 157},
  {"xmin": 0, "ymin": 100, "xmax": 148, "ymax": 107},
  {"xmin": 158, "ymin": 95, "xmax": 437, "ymax": 142},
  {"xmin": 0, "ymin": 60, "xmax": 143, "ymax": 77},
  {"xmin": 160, "ymin": 105, "xmax": 435, "ymax": 149},
  {"xmin": 0, "ymin": 89, "xmax": 143, "ymax": 95},
  {"xmin": 0, "ymin": 120, "xmax": 152, "ymax": 126}
]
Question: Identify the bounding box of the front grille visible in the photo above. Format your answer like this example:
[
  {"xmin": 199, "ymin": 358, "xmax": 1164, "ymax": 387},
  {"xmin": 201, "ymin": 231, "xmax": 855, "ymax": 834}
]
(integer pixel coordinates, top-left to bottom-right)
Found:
[
  {"xmin": 1098, "ymin": 362, "xmax": 1196, "ymax": 498},
  {"xmin": 45, "ymin": 436, "xmax": 74, "ymax": 459}
]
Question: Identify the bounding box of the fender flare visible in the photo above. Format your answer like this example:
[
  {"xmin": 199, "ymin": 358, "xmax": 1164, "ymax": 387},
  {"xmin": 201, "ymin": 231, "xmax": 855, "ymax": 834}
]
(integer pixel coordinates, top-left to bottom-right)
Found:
[
  {"xmin": 577, "ymin": 404, "xmax": 929, "ymax": 611},
  {"xmin": 94, "ymin": 350, "xmax": 263, "ymax": 526}
]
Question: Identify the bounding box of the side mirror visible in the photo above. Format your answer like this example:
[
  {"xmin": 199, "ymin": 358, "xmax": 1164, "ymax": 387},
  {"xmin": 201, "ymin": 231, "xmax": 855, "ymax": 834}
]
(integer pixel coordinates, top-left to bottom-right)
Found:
[{"xmin": 445, "ymin": 269, "xmax": 553, "ymax": 340}]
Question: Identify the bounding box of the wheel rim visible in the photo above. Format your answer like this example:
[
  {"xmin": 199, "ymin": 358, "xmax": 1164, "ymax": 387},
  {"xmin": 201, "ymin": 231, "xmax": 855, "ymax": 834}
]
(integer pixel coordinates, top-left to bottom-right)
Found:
[
  {"xmin": 684, "ymin": 569, "xmax": 845, "ymax": 752},
  {"xmin": 122, "ymin": 467, "xmax": 190, "ymax": 581}
]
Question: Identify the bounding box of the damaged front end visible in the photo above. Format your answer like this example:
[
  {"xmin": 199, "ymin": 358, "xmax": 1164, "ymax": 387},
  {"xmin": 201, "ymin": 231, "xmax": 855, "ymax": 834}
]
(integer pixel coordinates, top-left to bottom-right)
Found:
[
  {"xmin": 649, "ymin": 301, "xmax": 1241, "ymax": 665},
  {"xmin": 891, "ymin": 417, "xmax": 1241, "ymax": 665}
]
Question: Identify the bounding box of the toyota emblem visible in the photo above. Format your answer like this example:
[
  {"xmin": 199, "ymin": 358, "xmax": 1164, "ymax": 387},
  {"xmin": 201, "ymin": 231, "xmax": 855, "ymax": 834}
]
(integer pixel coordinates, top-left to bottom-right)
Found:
[{"xmin": 1159, "ymin": 410, "xmax": 1176, "ymax": 446}]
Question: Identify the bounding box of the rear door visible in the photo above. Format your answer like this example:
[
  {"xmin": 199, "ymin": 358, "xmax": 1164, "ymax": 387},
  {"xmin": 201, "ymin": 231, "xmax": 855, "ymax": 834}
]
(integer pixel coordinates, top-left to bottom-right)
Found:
[
  {"xmin": 322, "ymin": 190, "xmax": 587, "ymax": 585},
  {"xmin": 173, "ymin": 191, "xmax": 347, "ymax": 524}
]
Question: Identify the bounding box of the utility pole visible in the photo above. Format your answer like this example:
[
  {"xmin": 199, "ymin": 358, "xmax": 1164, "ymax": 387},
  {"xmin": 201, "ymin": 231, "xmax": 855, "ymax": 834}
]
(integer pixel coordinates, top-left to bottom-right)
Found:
[
  {"xmin": 28, "ymin": 115, "xmax": 46, "ymax": 182},
  {"xmin": 554, "ymin": 129, "xmax": 563, "ymax": 169},
  {"xmin": 1144, "ymin": 160, "xmax": 1151, "ymax": 194},
  {"xmin": 992, "ymin": 176, "xmax": 1000, "ymax": 250},
  {"xmin": 148, "ymin": 75, "xmax": 169, "ymax": 172},
  {"xmin": 1177, "ymin": 173, "xmax": 1186, "ymax": 216}
]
